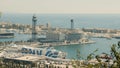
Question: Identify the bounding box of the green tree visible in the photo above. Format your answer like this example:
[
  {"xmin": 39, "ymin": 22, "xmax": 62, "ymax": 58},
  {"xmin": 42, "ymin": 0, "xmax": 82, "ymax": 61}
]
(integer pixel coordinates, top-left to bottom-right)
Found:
[
  {"xmin": 111, "ymin": 42, "xmax": 120, "ymax": 68},
  {"xmin": 87, "ymin": 48, "xmax": 98, "ymax": 60},
  {"xmin": 71, "ymin": 41, "xmax": 120, "ymax": 68}
]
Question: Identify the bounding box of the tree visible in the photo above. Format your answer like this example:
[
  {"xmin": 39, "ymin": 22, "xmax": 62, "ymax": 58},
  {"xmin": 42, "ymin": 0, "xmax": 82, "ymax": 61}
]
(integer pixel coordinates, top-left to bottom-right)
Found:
[
  {"xmin": 87, "ymin": 48, "xmax": 98, "ymax": 60},
  {"xmin": 111, "ymin": 43, "xmax": 120, "ymax": 67},
  {"xmin": 72, "ymin": 41, "xmax": 120, "ymax": 68}
]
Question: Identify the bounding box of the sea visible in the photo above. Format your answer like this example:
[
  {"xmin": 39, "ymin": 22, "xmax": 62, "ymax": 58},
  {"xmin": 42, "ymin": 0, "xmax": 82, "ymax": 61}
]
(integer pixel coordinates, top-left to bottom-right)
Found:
[{"xmin": 0, "ymin": 13, "xmax": 120, "ymax": 59}]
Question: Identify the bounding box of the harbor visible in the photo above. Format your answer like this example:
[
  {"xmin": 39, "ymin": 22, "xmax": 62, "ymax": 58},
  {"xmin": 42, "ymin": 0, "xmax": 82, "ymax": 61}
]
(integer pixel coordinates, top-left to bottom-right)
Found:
[
  {"xmin": 1, "ymin": 0, "xmax": 120, "ymax": 67},
  {"xmin": 0, "ymin": 14, "xmax": 120, "ymax": 68}
]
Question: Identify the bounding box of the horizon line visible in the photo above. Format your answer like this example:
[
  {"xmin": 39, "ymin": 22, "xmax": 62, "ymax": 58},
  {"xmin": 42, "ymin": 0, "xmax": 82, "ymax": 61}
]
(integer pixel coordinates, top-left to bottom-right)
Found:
[{"xmin": 2, "ymin": 12, "xmax": 120, "ymax": 15}]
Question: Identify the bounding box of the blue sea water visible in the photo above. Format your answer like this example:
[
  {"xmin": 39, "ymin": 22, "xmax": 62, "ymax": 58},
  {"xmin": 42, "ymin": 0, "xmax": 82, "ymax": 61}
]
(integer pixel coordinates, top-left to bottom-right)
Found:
[
  {"xmin": 54, "ymin": 38, "xmax": 120, "ymax": 59},
  {"xmin": 0, "ymin": 13, "xmax": 120, "ymax": 59}
]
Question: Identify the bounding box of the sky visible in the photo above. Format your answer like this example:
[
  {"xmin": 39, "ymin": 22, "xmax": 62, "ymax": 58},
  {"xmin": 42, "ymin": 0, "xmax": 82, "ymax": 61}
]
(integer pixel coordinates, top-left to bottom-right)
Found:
[{"xmin": 0, "ymin": 0, "xmax": 120, "ymax": 14}]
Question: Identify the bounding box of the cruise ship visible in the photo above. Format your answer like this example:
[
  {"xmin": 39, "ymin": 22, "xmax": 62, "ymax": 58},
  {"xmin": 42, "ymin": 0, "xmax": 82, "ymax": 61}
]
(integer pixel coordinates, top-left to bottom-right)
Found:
[{"xmin": 0, "ymin": 43, "xmax": 66, "ymax": 59}]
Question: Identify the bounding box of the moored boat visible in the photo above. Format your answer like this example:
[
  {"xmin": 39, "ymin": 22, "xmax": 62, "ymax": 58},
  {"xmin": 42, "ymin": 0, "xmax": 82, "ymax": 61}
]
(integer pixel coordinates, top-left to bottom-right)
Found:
[{"xmin": 0, "ymin": 32, "xmax": 14, "ymax": 38}]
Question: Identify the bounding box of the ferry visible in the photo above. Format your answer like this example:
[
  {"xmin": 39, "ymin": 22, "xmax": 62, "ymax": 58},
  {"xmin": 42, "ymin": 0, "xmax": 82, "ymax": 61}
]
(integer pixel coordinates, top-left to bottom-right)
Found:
[
  {"xmin": 0, "ymin": 43, "xmax": 66, "ymax": 59},
  {"xmin": 0, "ymin": 32, "xmax": 14, "ymax": 38}
]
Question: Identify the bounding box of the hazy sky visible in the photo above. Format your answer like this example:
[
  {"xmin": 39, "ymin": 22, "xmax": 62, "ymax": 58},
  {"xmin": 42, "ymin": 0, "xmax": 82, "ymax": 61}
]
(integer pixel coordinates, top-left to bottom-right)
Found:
[{"xmin": 0, "ymin": 0, "xmax": 120, "ymax": 13}]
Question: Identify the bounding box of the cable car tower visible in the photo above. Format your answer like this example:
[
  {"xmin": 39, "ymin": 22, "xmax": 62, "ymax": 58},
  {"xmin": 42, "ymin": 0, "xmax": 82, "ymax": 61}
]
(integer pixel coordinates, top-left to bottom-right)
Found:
[{"xmin": 32, "ymin": 15, "xmax": 37, "ymax": 42}]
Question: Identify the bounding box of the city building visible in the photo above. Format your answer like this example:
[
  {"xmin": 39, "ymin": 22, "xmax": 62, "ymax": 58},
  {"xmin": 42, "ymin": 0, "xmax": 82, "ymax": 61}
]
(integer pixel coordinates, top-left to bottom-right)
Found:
[
  {"xmin": 46, "ymin": 31, "xmax": 65, "ymax": 42},
  {"xmin": 65, "ymin": 33, "xmax": 83, "ymax": 41}
]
